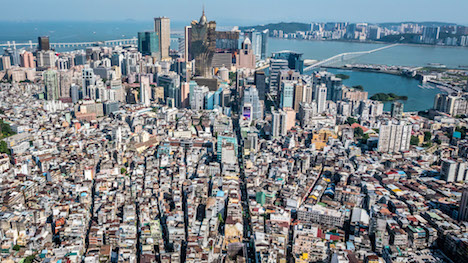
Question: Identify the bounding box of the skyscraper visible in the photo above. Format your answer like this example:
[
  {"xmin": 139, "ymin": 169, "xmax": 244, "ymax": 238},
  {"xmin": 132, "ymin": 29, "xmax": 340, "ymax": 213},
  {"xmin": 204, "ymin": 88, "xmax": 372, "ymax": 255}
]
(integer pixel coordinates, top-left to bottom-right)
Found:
[
  {"xmin": 184, "ymin": 26, "xmax": 192, "ymax": 61},
  {"xmin": 43, "ymin": 70, "xmax": 59, "ymax": 101},
  {"xmin": 38, "ymin": 36, "xmax": 50, "ymax": 51},
  {"xmin": 190, "ymin": 10, "xmax": 216, "ymax": 77},
  {"xmin": 140, "ymin": 75, "xmax": 151, "ymax": 106},
  {"xmin": 254, "ymin": 71, "xmax": 266, "ymax": 101},
  {"xmin": 242, "ymin": 86, "xmax": 263, "ymax": 120},
  {"xmin": 138, "ymin": 32, "xmax": 159, "ymax": 57},
  {"xmin": 154, "ymin": 17, "xmax": 171, "ymax": 60},
  {"xmin": 315, "ymin": 84, "xmax": 327, "ymax": 113}
]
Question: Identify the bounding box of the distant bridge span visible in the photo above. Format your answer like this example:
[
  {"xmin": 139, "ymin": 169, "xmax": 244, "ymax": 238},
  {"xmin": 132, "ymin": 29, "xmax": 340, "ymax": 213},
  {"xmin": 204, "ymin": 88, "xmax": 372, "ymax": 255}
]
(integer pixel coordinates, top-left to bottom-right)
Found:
[
  {"xmin": 0, "ymin": 37, "xmax": 180, "ymax": 49},
  {"xmin": 303, "ymin": 43, "xmax": 399, "ymax": 72}
]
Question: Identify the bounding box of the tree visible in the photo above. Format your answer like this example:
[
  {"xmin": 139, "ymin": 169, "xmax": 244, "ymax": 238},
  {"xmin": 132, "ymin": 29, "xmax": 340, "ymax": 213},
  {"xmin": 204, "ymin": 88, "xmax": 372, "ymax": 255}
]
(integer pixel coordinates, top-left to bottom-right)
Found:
[
  {"xmin": 120, "ymin": 168, "xmax": 127, "ymax": 174},
  {"xmin": 346, "ymin": 117, "xmax": 357, "ymax": 125},
  {"xmin": 410, "ymin": 135, "xmax": 420, "ymax": 146},
  {"xmin": 0, "ymin": 141, "xmax": 8, "ymax": 154},
  {"xmin": 13, "ymin": 244, "xmax": 20, "ymax": 251},
  {"xmin": 352, "ymin": 85, "xmax": 364, "ymax": 91},
  {"xmin": 354, "ymin": 127, "xmax": 364, "ymax": 137},
  {"xmin": 424, "ymin": 131, "xmax": 432, "ymax": 142}
]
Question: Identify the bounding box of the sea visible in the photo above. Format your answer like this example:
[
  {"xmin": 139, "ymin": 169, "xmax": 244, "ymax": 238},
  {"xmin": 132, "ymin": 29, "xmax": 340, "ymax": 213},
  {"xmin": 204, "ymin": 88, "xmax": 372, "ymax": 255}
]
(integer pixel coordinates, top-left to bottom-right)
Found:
[{"xmin": 2, "ymin": 21, "xmax": 468, "ymax": 111}]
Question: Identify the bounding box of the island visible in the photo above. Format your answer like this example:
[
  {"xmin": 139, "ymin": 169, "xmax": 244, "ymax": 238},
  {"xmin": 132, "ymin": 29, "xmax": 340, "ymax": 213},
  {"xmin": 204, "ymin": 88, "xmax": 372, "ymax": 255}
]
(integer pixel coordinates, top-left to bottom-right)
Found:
[{"xmin": 370, "ymin": 93, "xmax": 408, "ymax": 102}]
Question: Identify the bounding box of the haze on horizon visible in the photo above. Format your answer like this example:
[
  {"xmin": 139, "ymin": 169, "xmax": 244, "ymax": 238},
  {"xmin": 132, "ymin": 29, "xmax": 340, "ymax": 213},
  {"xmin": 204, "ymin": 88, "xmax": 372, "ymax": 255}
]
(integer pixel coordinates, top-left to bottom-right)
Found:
[{"xmin": 2, "ymin": 0, "xmax": 468, "ymax": 26}]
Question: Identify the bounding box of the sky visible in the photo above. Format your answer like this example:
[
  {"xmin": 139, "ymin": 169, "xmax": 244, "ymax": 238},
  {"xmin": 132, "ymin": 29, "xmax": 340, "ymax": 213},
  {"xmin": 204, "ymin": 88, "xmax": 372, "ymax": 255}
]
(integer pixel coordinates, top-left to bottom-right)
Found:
[{"xmin": 2, "ymin": 0, "xmax": 468, "ymax": 26}]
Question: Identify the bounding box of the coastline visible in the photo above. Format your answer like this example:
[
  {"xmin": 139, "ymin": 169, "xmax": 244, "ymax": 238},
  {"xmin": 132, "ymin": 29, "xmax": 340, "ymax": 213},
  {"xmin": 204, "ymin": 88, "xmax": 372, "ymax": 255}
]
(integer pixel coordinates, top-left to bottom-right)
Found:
[{"xmin": 269, "ymin": 37, "xmax": 468, "ymax": 50}]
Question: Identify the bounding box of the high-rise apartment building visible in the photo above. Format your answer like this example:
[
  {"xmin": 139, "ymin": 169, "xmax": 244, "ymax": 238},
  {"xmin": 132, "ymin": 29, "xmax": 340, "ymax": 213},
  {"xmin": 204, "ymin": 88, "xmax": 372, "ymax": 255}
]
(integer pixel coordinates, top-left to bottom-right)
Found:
[
  {"xmin": 154, "ymin": 17, "xmax": 171, "ymax": 60},
  {"xmin": 43, "ymin": 70, "xmax": 59, "ymax": 101},
  {"xmin": 20, "ymin": 51, "xmax": 35, "ymax": 68},
  {"xmin": 459, "ymin": 189, "xmax": 468, "ymax": 222},
  {"xmin": 441, "ymin": 159, "xmax": 468, "ymax": 182},
  {"xmin": 272, "ymin": 110, "xmax": 288, "ymax": 138},
  {"xmin": 377, "ymin": 121, "xmax": 412, "ymax": 153}
]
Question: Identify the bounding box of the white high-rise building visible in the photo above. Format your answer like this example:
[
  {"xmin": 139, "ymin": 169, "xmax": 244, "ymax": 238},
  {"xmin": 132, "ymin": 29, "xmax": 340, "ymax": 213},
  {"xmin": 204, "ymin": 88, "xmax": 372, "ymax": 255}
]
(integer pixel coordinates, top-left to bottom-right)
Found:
[
  {"xmin": 140, "ymin": 75, "xmax": 151, "ymax": 106},
  {"xmin": 315, "ymin": 83, "xmax": 327, "ymax": 113},
  {"xmin": 377, "ymin": 121, "xmax": 412, "ymax": 153},
  {"xmin": 272, "ymin": 110, "xmax": 287, "ymax": 138},
  {"xmin": 242, "ymin": 86, "xmax": 263, "ymax": 120}
]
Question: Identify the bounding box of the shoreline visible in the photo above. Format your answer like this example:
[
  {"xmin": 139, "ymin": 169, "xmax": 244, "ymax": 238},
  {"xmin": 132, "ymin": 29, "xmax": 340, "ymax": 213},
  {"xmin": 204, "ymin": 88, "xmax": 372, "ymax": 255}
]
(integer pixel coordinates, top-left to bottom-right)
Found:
[{"xmin": 269, "ymin": 37, "xmax": 468, "ymax": 50}]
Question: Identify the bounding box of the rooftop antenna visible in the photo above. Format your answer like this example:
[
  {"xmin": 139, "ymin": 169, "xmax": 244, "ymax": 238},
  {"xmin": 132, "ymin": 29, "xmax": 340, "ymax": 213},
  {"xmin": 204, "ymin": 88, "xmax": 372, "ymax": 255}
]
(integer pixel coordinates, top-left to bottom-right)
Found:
[{"xmin": 202, "ymin": 4, "xmax": 205, "ymax": 15}]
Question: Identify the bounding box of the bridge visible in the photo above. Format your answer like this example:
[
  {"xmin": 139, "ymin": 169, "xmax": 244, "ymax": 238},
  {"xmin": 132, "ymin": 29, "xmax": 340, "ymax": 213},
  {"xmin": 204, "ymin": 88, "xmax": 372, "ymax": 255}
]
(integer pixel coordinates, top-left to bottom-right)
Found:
[
  {"xmin": 0, "ymin": 37, "xmax": 182, "ymax": 49},
  {"xmin": 0, "ymin": 38, "xmax": 139, "ymax": 49},
  {"xmin": 303, "ymin": 43, "xmax": 399, "ymax": 72}
]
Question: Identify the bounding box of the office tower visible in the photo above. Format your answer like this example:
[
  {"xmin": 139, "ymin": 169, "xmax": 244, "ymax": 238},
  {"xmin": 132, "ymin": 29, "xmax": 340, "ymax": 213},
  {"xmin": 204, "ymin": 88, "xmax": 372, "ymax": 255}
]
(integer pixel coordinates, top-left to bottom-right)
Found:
[
  {"xmin": 138, "ymin": 32, "xmax": 159, "ymax": 57},
  {"xmin": 184, "ymin": 26, "xmax": 192, "ymax": 61},
  {"xmin": 254, "ymin": 71, "xmax": 266, "ymax": 101},
  {"xmin": 36, "ymin": 50, "xmax": 56, "ymax": 69},
  {"xmin": 178, "ymin": 37, "xmax": 185, "ymax": 58},
  {"xmin": 377, "ymin": 121, "xmax": 412, "ymax": 153},
  {"xmin": 272, "ymin": 110, "xmax": 287, "ymax": 138},
  {"xmin": 440, "ymin": 159, "xmax": 467, "ymax": 182},
  {"xmin": 293, "ymin": 83, "xmax": 304, "ymax": 112},
  {"xmin": 313, "ymin": 71, "xmax": 343, "ymax": 102},
  {"xmin": 280, "ymin": 81, "xmax": 295, "ymax": 109},
  {"xmin": 391, "ymin": 102, "xmax": 404, "ymax": 118},
  {"xmin": 82, "ymin": 66, "xmax": 96, "ymax": 98},
  {"xmin": 38, "ymin": 36, "xmax": 50, "ymax": 51},
  {"xmin": 315, "ymin": 84, "xmax": 327, "ymax": 113},
  {"xmin": 459, "ymin": 189, "xmax": 468, "ymax": 221},
  {"xmin": 70, "ymin": 85, "xmax": 80, "ymax": 103},
  {"xmin": 154, "ymin": 17, "xmax": 171, "ymax": 60},
  {"xmin": 269, "ymin": 59, "xmax": 289, "ymax": 93},
  {"xmin": 190, "ymin": 10, "xmax": 217, "ymax": 77},
  {"xmin": 0, "ymin": 56, "xmax": 11, "ymax": 71},
  {"xmin": 216, "ymin": 31, "xmax": 239, "ymax": 52},
  {"xmin": 272, "ymin": 51, "xmax": 304, "ymax": 74},
  {"xmin": 43, "ymin": 70, "xmax": 59, "ymax": 101},
  {"xmin": 140, "ymin": 75, "xmax": 151, "ymax": 106},
  {"xmin": 74, "ymin": 51, "xmax": 87, "ymax": 66},
  {"xmin": 236, "ymin": 38, "xmax": 255, "ymax": 69},
  {"xmin": 158, "ymin": 72, "xmax": 181, "ymax": 108},
  {"xmin": 242, "ymin": 86, "xmax": 263, "ymax": 120},
  {"xmin": 20, "ymin": 51, "xmax": 35, "ymax": 68}
]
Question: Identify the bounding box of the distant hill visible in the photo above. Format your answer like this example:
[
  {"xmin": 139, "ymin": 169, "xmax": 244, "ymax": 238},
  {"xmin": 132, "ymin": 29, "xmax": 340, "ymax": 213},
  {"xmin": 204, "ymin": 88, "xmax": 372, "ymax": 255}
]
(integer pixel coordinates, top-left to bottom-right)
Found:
[{"xmin": 239, "ymin": 22, "xmax": 310, "ymax": 34}]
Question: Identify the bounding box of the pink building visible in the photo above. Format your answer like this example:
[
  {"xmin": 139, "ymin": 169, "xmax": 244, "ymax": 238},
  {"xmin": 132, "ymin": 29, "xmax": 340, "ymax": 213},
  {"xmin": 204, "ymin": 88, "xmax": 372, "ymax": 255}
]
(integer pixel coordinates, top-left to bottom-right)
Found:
[
  {"xmin": 284, "ymin": 108, "xmax": 296, "ymax": 131},
  {"xmin": 236, "ymin": 38, "xmax": 255, "ymax": 69},
  {"xmin": 180, "ymin": 82, "xmax": 190, "ymax": 108},
  {"xmin": 20, "ymin": 51, "xmax": 35, "ymax": 68}
]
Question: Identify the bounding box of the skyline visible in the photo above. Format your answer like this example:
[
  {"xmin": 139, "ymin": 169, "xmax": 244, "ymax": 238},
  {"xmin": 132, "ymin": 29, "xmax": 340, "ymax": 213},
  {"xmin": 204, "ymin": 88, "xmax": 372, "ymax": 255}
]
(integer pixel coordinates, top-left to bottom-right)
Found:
[{"xmin": 2, "ymin": 0, "xmax": 468, "ymax": 25}]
